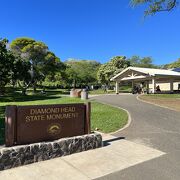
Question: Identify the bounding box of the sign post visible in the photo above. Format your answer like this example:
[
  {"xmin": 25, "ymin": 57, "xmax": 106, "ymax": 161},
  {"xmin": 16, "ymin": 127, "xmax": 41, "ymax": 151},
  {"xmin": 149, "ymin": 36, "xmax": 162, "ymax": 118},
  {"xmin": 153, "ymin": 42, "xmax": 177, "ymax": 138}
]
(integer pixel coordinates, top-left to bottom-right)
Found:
[
  {"xmin": 5, "ymin": 103, "xmax": 91, "ymax": 147},
  {"xmin": 5, "ymin": 105, "xmax": 17, "ymax": 147},
  {"xmin": 85, "ymin": 102, "xmax": 91, "ymax": 134}
]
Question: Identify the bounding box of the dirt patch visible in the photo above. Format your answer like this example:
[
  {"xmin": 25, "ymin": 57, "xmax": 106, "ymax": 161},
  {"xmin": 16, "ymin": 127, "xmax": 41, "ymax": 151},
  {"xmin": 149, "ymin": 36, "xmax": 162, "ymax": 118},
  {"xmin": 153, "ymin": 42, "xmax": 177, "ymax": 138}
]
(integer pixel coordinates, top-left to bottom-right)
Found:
[{"xmin": 139, "ymin": 96, "xmax": 180, "ymax": 112}]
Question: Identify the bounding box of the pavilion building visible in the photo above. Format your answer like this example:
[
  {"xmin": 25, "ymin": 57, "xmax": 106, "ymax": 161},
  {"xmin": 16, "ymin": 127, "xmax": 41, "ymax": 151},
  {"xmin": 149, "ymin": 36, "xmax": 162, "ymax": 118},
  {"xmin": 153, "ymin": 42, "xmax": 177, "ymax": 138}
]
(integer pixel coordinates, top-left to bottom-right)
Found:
[{"xmin": 110, "ymin": 67, "xmax": 180, "ymax": 94}]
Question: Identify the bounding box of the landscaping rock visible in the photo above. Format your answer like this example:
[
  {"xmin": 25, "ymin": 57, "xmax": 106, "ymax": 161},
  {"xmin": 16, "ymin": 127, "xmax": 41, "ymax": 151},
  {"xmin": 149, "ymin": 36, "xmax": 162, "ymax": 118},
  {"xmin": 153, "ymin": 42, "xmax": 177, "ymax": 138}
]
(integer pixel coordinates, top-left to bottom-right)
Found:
[{"xmin": 0, "ymin": 133, "xmax": 102, "ymax": 171}]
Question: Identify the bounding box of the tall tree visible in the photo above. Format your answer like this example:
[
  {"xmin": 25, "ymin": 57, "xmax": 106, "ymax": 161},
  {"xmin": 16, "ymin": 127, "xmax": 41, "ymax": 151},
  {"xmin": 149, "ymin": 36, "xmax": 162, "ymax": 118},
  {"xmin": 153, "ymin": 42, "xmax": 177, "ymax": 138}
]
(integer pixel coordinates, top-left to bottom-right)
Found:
[
  {"xmin": 97, "ymin": 56, "xmax": 130, "ymax": 85},
  {"xmin": 128, "ymin": 55, "xmax": 158, "ymax": 68},
  {"xmin": 10, "ymin": 37, "xmax": 64, "ymax": 92},
  {"xmin": 131, "ymin": 0, "xmax": 178, "ymax": 16},
  {"xmin": 12, "ymin": 56, "xmax": 32, "ymax": 95},
  {"xmin": 41, "ymin": 52, "xmax": 66, "ymax": 88},
  {"xmin": 10, "ymin": 38, "xmax": 48, "ymax": 91},
  {"xmin": 65, "ymin": 59, "xmax": 100, "ymax": 88},
  {"xmin": 0, "ymin": 38, "xmax": 15, "ymax": 94}
]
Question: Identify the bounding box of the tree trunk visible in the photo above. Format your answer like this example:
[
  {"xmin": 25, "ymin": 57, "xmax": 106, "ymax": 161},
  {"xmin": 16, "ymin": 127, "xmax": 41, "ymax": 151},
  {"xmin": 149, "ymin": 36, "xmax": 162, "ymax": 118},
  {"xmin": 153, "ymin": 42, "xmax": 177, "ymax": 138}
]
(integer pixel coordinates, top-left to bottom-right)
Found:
[
  {"xmin": 73, "ymin": 79, "xmax": 76, "ymax": 88},
  {"xmin": 33, "ymin": 85, "xmax": 36, "ymax": 93},
  {"xmin": 22, "ymin": 88, "xmax": 26, "ymax": 95},
  {"xmin": 0, "ymin": 87, "xmax": 5, "ymax": 96}
]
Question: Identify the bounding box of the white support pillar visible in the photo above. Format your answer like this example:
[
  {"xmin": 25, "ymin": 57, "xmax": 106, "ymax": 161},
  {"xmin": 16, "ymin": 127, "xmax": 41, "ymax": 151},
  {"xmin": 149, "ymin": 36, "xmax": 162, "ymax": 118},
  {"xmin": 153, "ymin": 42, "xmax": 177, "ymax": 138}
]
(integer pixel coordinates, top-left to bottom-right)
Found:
[
  {"xmin": 152, "ymin": 77, "xmax": 156, "ymax": 94},
  {"xmin": 132, "ymin": 80, "xmax": 134, "ymax": 93},
  {"xmin": 170, "ymin": 80, "xmax": 174, "ymax": 93},
  {"xmin": 146, "ymin": 80, "xmax": 149, "ymax": 94},
  {"xmin": 115, "ymin": 81, "xmax": 119, "ymax": 94}
]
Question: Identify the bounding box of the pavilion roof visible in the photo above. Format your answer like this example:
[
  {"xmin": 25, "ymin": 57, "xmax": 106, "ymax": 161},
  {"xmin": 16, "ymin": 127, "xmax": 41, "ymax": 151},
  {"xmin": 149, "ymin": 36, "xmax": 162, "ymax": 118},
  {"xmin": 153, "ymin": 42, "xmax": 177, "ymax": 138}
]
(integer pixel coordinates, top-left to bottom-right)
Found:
[{"xmin": 111, "ymin": 67, "xmax": 180, "ymax": 81}]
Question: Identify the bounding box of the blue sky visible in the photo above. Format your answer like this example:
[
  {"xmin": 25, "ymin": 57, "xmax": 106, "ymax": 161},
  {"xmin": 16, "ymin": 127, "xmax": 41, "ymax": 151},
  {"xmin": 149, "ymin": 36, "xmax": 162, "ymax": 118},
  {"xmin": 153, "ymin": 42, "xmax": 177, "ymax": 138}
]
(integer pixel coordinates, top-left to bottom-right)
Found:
[{"xmin": 1, "ymin": 0, "xmax": 180, "ymax": 65}]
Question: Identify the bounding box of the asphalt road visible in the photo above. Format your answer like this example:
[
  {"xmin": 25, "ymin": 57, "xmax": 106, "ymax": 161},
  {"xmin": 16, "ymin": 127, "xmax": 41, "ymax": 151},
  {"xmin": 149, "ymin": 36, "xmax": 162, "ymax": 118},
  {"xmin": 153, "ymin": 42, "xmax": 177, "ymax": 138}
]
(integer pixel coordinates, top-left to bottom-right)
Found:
[{"xmin": 92, "ymin": 94, "xmax": 180, "ymax": 180}]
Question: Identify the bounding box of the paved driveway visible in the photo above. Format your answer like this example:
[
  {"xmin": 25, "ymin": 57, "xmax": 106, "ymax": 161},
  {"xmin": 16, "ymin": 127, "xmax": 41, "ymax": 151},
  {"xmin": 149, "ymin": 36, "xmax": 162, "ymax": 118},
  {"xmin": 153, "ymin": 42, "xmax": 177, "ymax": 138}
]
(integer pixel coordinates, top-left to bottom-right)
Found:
[{"xmin": 93, "ymin": 94, "xmax": 180, "ymax": 180}]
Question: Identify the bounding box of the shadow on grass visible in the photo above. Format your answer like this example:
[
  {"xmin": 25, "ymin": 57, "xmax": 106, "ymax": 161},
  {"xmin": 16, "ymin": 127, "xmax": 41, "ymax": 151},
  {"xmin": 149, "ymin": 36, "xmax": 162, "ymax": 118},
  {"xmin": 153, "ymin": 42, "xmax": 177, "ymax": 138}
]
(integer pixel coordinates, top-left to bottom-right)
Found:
[
  {"xmin": 0, "ymin": 92, "xmax": 62, "ymax": 144},
  {"xmin": 0, "ymin": 91, "xmax": 62, "ymax": 102},
  {"xmin": 42, "ymin": 90, "xmax": 70, "ymax": 95},
  {"xmin": 0, "ymin": 89, "xmax": 70, "ymax": 145}
]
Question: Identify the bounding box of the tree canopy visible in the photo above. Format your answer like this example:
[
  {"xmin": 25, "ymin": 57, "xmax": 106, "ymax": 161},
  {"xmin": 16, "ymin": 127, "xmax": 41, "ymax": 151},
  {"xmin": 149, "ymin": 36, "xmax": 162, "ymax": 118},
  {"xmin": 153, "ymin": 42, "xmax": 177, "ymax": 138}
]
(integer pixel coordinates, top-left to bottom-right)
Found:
[
  {"xmin": 97, "ymin": 56, "xmax": 130, "ymax": 85},
  {"xmin": 128, "ymin": 55, "xmax": 158, "ymax": 68},
  {"xmin": 10, "ymin": 37, "xmax": 65, "ymax": 92},
  {"xmin": 1, "ymin": 35, "xmax": 179, "ymax": 95},
  {"xmin": 131, "ymin": 0, "xmax": 178, "ymax": 15},
  {"xmin": 65, "ymin": 59, "xmax": 100, "ymax": 88},
  {"xmin": 0, "ymin": 39, "xmax": 16, "ymax": 94}
]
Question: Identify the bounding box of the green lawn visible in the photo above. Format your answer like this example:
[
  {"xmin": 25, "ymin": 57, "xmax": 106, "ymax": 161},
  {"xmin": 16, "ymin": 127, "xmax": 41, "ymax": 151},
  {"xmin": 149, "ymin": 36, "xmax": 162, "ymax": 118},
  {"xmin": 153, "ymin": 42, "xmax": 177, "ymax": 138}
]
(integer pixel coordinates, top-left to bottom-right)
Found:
[
  {"xmin": 91, "ymin": 102, "xmax": 128, "ymax": 133},
  {"xmin": 0, "ymin": 91, "xmax": 128, "ymax": 144},
  {"xmin": 119, "ymin": 85, "xmax": 132, "ymax": 93}
]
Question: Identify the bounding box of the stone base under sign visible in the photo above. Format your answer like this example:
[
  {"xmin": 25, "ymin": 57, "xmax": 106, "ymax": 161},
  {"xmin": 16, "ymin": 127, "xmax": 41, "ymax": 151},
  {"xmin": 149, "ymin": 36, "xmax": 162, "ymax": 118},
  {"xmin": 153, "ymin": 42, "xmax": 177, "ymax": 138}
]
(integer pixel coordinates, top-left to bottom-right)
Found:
[{"xmin": 0, "ymin": 133, "xmax": 102, "ymax": 171}]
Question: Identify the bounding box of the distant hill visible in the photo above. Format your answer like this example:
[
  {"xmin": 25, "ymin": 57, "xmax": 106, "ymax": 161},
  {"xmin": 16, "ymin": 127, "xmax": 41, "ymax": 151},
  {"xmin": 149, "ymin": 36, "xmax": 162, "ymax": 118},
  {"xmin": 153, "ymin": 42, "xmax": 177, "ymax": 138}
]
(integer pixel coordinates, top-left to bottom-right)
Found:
[{"xmin": 163, "ymin": 58, "xmax": 180, "ymax": 69}]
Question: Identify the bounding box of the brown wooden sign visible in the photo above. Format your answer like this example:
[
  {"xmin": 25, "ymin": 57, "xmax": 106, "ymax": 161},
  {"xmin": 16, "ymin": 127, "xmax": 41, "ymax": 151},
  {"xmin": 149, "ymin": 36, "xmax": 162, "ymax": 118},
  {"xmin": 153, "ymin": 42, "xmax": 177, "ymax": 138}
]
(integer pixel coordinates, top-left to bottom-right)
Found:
[{"xmin": 5, "ymin": 103, "xmax": 91, "ymax": 147}]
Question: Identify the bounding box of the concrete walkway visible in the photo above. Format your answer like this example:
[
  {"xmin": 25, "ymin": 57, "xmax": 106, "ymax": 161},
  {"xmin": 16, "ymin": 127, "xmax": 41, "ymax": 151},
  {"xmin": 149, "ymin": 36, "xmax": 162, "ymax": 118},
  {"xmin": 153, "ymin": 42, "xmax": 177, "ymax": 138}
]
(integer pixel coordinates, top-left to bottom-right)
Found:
[
  {"xmin": 93, "ymin": 94, "xmax": 180, "ymax": 180},
  {"xmin": 0, "ymin": 134, "xmax": 165, "ymax": 180}
]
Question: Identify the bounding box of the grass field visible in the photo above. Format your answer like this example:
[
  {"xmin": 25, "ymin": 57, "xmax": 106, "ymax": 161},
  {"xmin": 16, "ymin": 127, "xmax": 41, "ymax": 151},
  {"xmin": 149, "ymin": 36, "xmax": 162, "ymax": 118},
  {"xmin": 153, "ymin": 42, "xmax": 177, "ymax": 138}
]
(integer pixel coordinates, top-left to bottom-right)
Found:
[
  {"xmin": 139, "ymin": 94, "xmax": 180, "ymax": 112},
  {"xmin": 0, "ymin": 91, "xmax": 128, "ymax": 144},
  {"xmin": 142, "ymin": 94, "xmax": 180, "ymax": 99}
]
